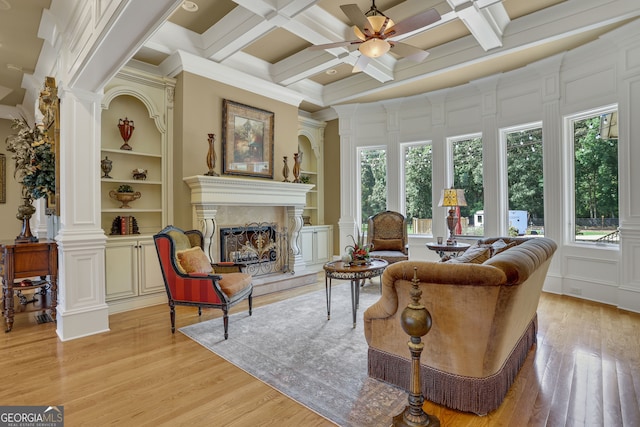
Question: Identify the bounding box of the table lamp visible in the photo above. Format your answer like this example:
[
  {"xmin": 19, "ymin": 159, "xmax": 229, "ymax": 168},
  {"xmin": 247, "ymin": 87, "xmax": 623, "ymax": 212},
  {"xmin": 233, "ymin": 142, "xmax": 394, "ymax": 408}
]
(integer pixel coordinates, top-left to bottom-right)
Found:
[{"xmin": 438, "ymin": 188, "xmax": 467, "ymax": 244}]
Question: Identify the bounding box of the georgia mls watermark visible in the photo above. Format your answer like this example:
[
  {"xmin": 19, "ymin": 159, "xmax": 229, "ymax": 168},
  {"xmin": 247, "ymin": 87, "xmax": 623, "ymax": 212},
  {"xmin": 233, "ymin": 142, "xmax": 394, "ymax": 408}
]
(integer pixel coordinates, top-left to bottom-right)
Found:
[{"xmin": 0, "ymin": 406, "xmax": 63, "ymax": 427}]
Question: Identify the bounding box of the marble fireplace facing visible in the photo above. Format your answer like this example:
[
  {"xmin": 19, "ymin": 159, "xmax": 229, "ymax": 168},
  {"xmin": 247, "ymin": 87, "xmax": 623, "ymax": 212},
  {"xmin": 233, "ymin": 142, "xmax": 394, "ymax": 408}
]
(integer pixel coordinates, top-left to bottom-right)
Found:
[{"xmin": 184, "ymin": 176, "xmax": 317, "ymax": 295}]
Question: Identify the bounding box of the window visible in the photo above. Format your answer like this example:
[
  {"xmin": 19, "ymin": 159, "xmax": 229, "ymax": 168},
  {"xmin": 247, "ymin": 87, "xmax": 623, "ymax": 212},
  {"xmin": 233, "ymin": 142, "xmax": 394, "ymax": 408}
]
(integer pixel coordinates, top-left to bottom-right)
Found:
[
  {"xmin": 450, "ymin": 135, "xmax": 483, "ymax": 236},
  {"xmin": 503, "ymin": 124, "xmax": 544, "ymax": 236},
  {"xmin": 359, "ymin": 147, "xmax": 387, "ymax": 229},
  {"xmin": 402, "ymin": 143, "xmax": 433, "ymax": 235},
  {"xmin": 568, "ymin": 107, "xmax": 619, "ymax": 244}
]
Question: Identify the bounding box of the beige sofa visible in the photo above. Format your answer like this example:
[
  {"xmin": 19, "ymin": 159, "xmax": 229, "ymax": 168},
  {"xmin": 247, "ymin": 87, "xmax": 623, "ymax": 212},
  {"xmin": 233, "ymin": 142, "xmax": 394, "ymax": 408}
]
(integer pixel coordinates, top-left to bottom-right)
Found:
[{"xmin": 364, "ymin": 237, "xmax": 557, "ymax": 415}]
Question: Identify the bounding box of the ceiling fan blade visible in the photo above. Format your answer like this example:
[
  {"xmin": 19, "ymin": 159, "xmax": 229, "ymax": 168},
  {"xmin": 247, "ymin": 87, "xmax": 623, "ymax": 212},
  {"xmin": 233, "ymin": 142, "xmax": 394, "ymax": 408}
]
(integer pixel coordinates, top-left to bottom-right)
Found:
[
  {"xmin": 352, "ymin": 54, "xmax": 371, "ymax": 73},
  {"xmin": 340, "ymin": 4, "xmax": 370, "ymax": 32},
  {"xmin": 385, "ymin": 8, "xmax": 441, "ymax": 38},
  {"xmin": 389, "ymin": 42, "xmax": 430, "ymax": 62},
  {"xmin": 308, "ymin": 40, "xmax": 361, "ymax": 50}
]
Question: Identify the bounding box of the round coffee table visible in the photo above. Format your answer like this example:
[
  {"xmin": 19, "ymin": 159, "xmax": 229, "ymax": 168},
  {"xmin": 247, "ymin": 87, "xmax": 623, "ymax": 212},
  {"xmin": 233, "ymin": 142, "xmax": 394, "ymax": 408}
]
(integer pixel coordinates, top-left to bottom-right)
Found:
[{"xmin": 323, "ymin": 258, "xmax": 388, "ymax": 328}]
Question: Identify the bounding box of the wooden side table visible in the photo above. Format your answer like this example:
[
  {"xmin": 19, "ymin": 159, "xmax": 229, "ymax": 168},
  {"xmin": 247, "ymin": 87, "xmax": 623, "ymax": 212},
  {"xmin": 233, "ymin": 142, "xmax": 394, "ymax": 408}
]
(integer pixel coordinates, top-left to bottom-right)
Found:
[
  {"xmin": 1, "ymin": 240, "xmax": 58, "ymax": 332},
  {"xmin": 425, "ymin": 242, "xmax": 471, "ymax": 258},
  {"xmin": 323, "ymin": 258, "xmax": 388, "ymax": 328}
]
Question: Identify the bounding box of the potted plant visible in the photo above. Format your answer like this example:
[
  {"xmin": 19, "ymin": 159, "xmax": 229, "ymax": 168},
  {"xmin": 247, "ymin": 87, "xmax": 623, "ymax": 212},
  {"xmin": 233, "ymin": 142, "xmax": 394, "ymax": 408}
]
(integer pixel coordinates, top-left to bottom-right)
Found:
[
  {"xmin": 109, "ymin": 184, "xmax": 141, "ymax": 208},
  {"xmin": 345, "ymin": 227, "xmax": 371, "ymax": 265},
  {"xmin": 5, "ymin": 117, "xmax": 56, "ymax": 242}
]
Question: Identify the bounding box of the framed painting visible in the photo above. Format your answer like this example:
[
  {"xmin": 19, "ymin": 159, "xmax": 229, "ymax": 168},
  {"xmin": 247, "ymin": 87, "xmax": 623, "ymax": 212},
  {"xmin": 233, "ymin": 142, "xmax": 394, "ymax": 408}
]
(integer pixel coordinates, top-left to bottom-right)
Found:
[{"xmin": 222, "ymin": 99, "xmax": 274, "ymax": 179}]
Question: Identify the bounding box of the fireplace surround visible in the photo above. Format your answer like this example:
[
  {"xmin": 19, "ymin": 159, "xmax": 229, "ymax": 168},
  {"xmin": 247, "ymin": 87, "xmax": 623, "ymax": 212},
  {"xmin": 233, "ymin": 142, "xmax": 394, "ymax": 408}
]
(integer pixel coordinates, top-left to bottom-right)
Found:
[{"xmin": 184, "ymin": 175, "xmax": 316, "ymax": 294}]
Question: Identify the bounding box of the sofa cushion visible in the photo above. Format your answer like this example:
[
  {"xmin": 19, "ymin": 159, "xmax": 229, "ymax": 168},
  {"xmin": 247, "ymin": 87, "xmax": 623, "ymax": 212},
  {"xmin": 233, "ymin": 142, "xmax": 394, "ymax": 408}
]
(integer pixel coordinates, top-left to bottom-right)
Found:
[
  {"xmin": 446, "ymin": 245, "xmax": 491, "ymax": 264},
  {"xmin": 483, "ymin": 238, "xmax": 556, "ymax": 284},
  {"xmin": 489, "ymin": 239, "xmax": 517, "ymax": 256},
  {"xmin": 372, "ymin": 238, "xmax": 404, "ymax": 251},
  {"xmin": 176, "ymin": 246, "xmax": 215, "ymax": 275}
]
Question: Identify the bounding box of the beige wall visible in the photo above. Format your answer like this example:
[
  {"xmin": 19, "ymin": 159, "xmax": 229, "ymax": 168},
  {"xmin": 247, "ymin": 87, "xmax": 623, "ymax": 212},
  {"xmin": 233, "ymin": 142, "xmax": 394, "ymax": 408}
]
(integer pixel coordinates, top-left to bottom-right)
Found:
[
  {"xmin": 323, "ymin": 119, "xmax": 340, "ymax": 255},
  {"xmin": 0, "ymin": 119, "xmax": 29, "ymax": 241},
  {"xmin": 172, "ymin": 72, "xmax": 301, "ymax": 229}
]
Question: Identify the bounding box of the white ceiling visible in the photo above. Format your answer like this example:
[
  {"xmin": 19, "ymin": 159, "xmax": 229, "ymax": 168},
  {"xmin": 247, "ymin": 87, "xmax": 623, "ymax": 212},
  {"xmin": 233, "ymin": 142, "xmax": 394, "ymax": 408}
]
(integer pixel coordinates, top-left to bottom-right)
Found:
[{"xmin": 1, "ymin": 0, "xmax": 639, "ymax": 117}]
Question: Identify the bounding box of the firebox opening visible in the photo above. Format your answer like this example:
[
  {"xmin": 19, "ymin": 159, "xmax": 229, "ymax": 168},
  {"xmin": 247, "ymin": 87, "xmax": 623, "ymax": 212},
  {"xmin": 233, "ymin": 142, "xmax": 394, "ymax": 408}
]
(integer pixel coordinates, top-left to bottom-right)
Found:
[{"xmin": 219, "ymin": 224, "xmax": 277, "ymax": 264}]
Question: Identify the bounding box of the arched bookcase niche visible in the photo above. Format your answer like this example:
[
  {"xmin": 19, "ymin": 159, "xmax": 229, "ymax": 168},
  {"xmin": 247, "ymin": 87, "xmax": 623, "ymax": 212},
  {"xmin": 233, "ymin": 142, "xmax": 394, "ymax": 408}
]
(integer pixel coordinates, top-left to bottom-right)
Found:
[
  {"xmin": 298, "ymin": 116, "xmax": 326, "ymax": 226},
  {"xmin": 100, "ymin": 69, "xmax": 175, "ymax": 312}
]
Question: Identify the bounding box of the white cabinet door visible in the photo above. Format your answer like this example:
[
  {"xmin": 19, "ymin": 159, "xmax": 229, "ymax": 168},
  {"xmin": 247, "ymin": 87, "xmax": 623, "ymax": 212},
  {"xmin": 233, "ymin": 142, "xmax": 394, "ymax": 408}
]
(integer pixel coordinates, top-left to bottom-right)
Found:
[
  {"xmin": 300, "ymin": 225, "xmax": 333, "ymax": 270},
  {"xmin": 139, "ymin": 239, "xmax": 164, "ymax": 295},
  {"xmin": 314, "ymin": 227, "xmax": 331, "ymax": 264},
  {"xmin": 106, "ymin": 237, "xmax": 164, "ymax": 300},
  {"xmin": 300, "ymin": 228, "xmax": 315, "ymax": 264},
  {"xmin": 105, "ymin": 240, "xmax": 138, "ymax": 300}
]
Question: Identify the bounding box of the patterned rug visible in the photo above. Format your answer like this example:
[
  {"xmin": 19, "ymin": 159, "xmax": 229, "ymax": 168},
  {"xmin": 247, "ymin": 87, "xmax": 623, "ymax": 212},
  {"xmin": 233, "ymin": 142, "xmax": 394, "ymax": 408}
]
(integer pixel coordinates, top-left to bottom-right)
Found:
[{"xmin": 180, "ymin": 280, "xmax": 408, "ymax": 426}]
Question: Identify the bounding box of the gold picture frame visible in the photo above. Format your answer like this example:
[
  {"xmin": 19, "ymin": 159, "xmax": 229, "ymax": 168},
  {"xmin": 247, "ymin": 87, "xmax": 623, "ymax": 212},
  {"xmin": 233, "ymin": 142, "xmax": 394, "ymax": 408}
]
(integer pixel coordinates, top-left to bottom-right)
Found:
[
  {"xmin": 39, "ymin": 76, "xmax": 60, "ymax": 216},
  {"xmin": 222, "ymin": 99, "xmax": 274, "ymax": 179}
]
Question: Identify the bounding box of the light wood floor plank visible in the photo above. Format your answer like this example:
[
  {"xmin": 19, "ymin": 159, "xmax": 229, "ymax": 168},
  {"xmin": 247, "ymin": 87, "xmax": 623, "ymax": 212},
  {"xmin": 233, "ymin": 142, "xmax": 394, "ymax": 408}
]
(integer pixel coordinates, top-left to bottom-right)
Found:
[{"xmin": 2, "ymin": 280, "xmax": 640, "ymax": 426}]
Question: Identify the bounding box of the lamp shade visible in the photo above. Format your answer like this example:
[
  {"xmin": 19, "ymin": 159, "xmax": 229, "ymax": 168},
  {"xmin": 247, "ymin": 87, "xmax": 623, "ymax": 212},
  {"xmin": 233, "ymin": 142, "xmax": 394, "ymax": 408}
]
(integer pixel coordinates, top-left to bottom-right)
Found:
[
  {"xmin": 359, "ymin": 38, "xmax": 390, "ymax": 58},
  {"xmin": 438, "ymin": 188, "xmax": 467, "ymax": 207}
]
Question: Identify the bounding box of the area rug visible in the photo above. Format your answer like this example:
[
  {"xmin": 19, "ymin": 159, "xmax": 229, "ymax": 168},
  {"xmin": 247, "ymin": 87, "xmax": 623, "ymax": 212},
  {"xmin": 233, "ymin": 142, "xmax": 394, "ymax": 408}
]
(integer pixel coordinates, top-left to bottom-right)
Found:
[{"xmin": 180, "ymin": 281, "xmax": 408, "ymax": 427}]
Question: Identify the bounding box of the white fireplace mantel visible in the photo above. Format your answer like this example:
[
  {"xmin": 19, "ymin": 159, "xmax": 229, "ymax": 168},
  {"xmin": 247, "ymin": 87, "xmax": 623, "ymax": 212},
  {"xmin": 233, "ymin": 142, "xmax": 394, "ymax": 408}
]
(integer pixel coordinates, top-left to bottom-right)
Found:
[
  {"xmin": 184, "ymin": 175, "xmax": 314, "ymax": 272},
  {"xmin": 183, "ymin": 175, "xmax": 313, "ymax": 207}
]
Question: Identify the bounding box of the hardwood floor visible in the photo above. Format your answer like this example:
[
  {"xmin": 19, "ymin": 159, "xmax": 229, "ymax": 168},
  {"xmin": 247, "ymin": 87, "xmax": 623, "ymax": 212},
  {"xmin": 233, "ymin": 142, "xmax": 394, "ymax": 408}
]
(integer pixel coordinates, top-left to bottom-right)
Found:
[{"xmin": 1, "ymin": 278, "xmax": 639, "ymax": 426}]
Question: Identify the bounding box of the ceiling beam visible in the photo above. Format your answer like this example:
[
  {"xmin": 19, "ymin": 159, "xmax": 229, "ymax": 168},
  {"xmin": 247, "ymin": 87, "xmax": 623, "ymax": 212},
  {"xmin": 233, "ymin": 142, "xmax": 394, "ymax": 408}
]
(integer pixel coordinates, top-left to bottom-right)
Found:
[{"xmin": 447, "ymin": 0, "xmax": 509, "ymax": 50}]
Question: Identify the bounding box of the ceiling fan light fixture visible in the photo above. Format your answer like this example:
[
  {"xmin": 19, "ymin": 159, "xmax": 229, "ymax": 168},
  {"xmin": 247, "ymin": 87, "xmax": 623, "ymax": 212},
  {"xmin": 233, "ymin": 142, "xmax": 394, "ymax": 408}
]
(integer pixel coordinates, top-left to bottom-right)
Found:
[
  {"xmin": 366, "ymin": 15, "xmax": 394, "ymax": 34},
  {"xmin": 359, "ymin": 38, "xmax": 390, "ymax": 58}
]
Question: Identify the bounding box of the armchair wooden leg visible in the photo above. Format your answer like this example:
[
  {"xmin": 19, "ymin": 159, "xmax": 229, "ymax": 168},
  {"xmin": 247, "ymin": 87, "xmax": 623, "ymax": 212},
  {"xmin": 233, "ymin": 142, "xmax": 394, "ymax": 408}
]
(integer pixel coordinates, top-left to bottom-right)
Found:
[
  {"xmin": 222, "ymin": 307, "xmax": 229, "ymax": 340},
  {"xmin": 169, "ymin": 301, "xmax": 176, "ymax": 334},
  {"xmin": 249, "ymin": 293, "xmax": 253, "ymax": 316},
  {"xmin": 198, "ymin": 306, "xmax": 202, "ymax": 316}
]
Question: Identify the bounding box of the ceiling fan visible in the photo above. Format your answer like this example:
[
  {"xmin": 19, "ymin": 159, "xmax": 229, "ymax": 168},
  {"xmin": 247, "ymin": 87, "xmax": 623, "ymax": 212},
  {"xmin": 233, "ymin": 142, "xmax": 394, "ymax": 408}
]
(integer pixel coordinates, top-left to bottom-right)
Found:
[{"xmin": 309, "ymin": 1, "xmax": 441, "ymax": 72}]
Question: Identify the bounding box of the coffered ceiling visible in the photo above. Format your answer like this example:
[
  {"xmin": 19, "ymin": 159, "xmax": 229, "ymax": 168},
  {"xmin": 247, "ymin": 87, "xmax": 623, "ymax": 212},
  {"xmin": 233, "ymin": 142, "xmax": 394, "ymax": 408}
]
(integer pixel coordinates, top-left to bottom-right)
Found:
[{"xmin": 1, "ymin": 0, "xmax": 639, "ymax": 117}]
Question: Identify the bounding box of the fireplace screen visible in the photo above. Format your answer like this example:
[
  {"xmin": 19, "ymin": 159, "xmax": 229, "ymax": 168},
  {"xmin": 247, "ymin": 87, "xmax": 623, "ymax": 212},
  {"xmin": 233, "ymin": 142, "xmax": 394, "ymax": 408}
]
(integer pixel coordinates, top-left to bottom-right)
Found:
[{"xmin": 219, "ymin": 222, "xmax": 289, "ymax": 276}]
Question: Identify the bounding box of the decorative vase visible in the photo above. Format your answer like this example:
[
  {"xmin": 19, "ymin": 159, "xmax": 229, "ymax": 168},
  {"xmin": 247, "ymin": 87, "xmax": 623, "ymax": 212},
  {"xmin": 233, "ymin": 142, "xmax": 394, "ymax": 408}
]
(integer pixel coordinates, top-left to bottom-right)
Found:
[
  {"xmin": 293, "ymin": 151, "xmax": 303, "ymax": 183},
  {"xmin": 117, "ymin": 117, "xmax": 135, "ymax": 151},
  {"xmin": 15, "ymin": 197, "xmax": 38, "ymax": 243},
  {"xmin": 101, "ymin": 156, "xmax": 113, "ymax": 178},
  {"xmin": 282, "ymin": 156, "xmax": 290, "ymax": 182},
  {"xmin": 205, "ymin": 133, "xmax": 219, "ymax": 176},
  {"xmin": 109, "ymin": 190, "xmax": 141, "ymax": 208}
]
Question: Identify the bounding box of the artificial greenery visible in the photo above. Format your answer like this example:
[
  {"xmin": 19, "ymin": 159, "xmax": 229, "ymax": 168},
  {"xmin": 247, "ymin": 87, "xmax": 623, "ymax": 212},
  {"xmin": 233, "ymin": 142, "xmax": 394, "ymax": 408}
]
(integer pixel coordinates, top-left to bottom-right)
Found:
[
  {"xmin": 5, "ymin": 117, "xmax": 55, "ymax": 200},
  {"xmin": 117, "ymin": 184, "xmax": 134, "ymax": 193}
]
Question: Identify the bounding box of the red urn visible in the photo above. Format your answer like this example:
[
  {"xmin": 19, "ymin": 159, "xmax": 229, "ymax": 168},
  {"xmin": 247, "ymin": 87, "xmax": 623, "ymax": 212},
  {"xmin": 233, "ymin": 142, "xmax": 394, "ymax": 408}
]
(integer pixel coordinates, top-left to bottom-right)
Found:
[{"xmin": 118, "ymin": 117, "xmax": 135, "ymax": 150}]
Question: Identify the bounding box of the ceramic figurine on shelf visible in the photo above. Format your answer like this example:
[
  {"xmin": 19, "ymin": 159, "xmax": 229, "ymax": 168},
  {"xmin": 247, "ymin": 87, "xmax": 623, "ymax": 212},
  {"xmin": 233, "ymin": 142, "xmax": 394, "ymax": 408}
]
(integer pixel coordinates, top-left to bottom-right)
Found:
[
  {"xmin": 205, "ymin": 133, "xmax": 219, "ymax": 176},
  {"xmin": 132, "ymin": 168, "xmax": 147, "ymax": 180},
  {"xmin": 118, "ymin": 117, "xmax": 135, "ymax": 150},
  {"xmin": 282, "ymin": 156, "xmax": 290, "ymax": 182},
  {"xmin": 101, "ymin": 156, "xmax": 113, "ymax": 178}
]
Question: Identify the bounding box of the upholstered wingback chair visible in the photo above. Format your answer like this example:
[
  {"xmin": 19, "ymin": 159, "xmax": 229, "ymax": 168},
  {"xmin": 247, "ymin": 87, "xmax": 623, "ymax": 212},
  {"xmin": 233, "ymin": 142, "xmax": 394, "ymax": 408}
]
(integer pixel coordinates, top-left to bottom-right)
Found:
[
  {"xmin": 154, "ymin": 225, "xmax": 253, "ymax": 339},
  {"xmin": 366, "ymin": 211, "xmax": 409, "ymax": 264}
]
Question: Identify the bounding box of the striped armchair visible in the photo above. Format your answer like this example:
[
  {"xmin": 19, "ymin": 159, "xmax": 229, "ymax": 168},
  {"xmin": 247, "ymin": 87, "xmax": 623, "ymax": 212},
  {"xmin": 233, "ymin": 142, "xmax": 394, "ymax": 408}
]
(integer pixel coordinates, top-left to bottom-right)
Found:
[{"xmin": 153, "ymin": 225, "xmax": 253, "ymax": 339}]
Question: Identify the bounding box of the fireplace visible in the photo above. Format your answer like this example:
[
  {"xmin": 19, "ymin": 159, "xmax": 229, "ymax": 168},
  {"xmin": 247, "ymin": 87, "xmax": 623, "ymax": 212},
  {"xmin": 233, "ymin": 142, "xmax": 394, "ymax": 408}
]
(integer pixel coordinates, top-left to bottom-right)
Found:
[
  {"xmin": 219, "ymin": 223, "xmax": 289, "ymax": 276},
  {"xmin": 184, "ymin": 176, "xmax": 316, "ymax": 294}
]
